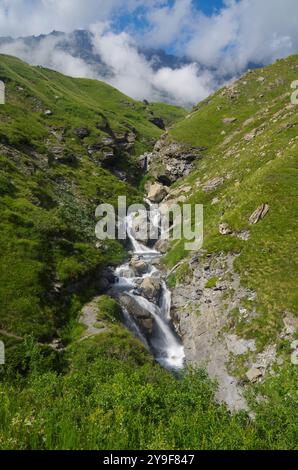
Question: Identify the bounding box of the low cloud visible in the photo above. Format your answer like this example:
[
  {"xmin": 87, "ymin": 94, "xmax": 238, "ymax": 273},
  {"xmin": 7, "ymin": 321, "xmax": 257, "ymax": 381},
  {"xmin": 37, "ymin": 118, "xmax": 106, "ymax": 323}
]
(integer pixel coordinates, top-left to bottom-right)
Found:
[
  {"xmin": 90, "ymin": 23, "xmax": 213, "ymax": 106},
  {"xmin": 0, "ymin": 0, "xmax": 298, "ymax": 107}
]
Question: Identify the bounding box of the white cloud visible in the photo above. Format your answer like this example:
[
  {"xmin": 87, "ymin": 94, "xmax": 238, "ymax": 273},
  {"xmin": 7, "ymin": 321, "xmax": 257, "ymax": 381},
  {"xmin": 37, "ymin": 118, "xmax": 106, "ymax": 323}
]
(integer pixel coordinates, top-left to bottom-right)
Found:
[
  {"xmin": 0, "ymin": 0, "xmax": 298, "ymax": 107},
  {"xmin": 0, "ymin": 0, "xmax": 144, "ymax": 37},
  {"xmin": 186, "ymin": 0, "xmax": 298, "ymax": 75},
  {"xmin": 90, "ymin": 23, "xmax": 212, "ymax": 106}
]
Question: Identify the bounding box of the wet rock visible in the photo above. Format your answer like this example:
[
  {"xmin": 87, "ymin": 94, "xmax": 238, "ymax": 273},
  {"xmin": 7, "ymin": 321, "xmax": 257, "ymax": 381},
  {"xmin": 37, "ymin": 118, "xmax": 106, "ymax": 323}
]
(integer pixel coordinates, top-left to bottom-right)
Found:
[
  {"xmin": 147, "ymin": 183, "xmax": 168, "ymax": 203},
  {"xmin": 249, "ymin": 204, "xmax": 270, "ymax": 224},
  {"xmin": 140, "ymin": 277, "xmax": 162, "ymax": 303},
  {"xmin": 203, "ymin": 177, "xmax": 224, "ymax": 192},
  {"xmin": 119, "ymin": 293, "xmax": 154, "ymax": 336},
  {"xmin": 130, "ymin": 256, "xmax": 148, "ymax": 276}
]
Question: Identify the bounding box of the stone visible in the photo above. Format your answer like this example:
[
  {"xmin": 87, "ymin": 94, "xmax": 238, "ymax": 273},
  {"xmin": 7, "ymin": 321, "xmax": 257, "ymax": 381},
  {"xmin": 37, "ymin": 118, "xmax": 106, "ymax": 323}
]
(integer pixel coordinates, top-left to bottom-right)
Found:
[
  {"xmin": 244, "ymin": 129, "xmax": 257, "ymax": 141},
  {"xmin": 203, "ymin": 177, "xmax": 224, "ymax": 192},
  {"xmin": 119, "ymin": 293, "xmax": 154, "ymax": 336},
  {"xmin": 223, "ymin": 117, "xmax": 237, "ymax": 124},
  {"xmin": 225, "ymin": 334, "xmax": 256, "ymax": 356},
  {"xmin": 236, "ymin": 230, "xmax": 250, "ymax": 241},
  {"xmin": 130, "ymin": 257, "xmax": 148, "ymax": 276},
  {"xmin": 246, "ymin": 367, "xmax": 263, "ymax": 382},
  {"xmin": 291, "ymin": 351, "xmax": 298, "ymax": 365},
  {"xmin": 147, "ymin": 183, "xmax": 168, "ymax": 203},
  {"xmin": 249, "ymin": 204, "xmax": 270, "ymax": 224},
  {"xmin": 44, "ymin": 109, "xmax": 53, "ymax": 116},
  {"xmin": 290, "ymin": 340, "xmax": 298, "ymax": 351},
  {"xmin": 140, "ymin": 277, "xmax": 162, "ymax": 303},
  {"xmin": 131, "ymin": 210, "xmax": 148, "ymax": 242},
  {"xmin": 283, "ymin": 314, "xmax": 298, "ymax": 335},
  {"xmin": 219, "ymin": 223, "xmax": 233, "ymax": 235},
  {"xmin": 155, "ymin": 238, "xmax": 170, "ymax": 254}
]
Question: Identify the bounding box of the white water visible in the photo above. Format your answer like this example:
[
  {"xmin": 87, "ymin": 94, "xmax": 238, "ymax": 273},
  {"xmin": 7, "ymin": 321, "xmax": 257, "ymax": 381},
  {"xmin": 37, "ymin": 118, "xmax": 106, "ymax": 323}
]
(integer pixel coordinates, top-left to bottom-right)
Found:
[{"xmin": 114, "ymin": 205, "xmax": 185, "ymax": 370}]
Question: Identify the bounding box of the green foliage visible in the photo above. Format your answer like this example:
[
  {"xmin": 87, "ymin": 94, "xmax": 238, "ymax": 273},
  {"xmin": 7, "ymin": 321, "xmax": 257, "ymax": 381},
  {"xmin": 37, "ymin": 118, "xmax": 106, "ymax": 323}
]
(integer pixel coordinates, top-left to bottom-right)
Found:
[
  {"xmin": 96, "ymin": 296, "xmax": 122, "ymax": 323},
  {"xmin": 205, "ymin": 277, "xmax": 219, "ymax": 289},
  {"xmin": 166, "ymin": 54, "xmax": 298, "ymax": 345}
]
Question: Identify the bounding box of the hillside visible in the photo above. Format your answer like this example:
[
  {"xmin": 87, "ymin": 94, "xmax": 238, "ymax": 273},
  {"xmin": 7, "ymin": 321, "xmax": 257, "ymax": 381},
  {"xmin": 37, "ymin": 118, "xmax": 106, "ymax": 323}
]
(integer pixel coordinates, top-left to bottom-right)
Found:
[
  {"xmin": 146, "ymin": 54, "xmax": 298, "ymax": 407},
  {"xmin": 0, "ymin": 53, "xmax": 186, "ymax": 343},
  {"xmin": 0, "ymin": 54, "xmax": 297, "ymax": 450}
]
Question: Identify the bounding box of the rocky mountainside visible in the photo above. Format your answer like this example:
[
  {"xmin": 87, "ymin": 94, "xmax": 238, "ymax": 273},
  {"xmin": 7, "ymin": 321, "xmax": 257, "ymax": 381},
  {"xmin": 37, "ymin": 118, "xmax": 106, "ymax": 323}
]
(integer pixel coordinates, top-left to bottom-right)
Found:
[
  {"xmin": 0, "ymin": 53, "xmax": 297, "ymax": 450},
  {"xmin": 141, "ymin": 54, "xmax": 298, "ymax": 409}
]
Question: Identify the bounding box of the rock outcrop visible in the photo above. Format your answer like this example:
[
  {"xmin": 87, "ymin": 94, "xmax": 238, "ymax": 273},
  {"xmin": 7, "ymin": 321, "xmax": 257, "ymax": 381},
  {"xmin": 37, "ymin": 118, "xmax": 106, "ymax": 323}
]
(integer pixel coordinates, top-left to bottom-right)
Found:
[
  {"xmin": 140, "ymin": 277, "xmax": 162, "ymax": 304},
  {"xmin": 140, "ymin": 139, "xmax": 205, "ymax": 185},
  {"xmin": 119, "ymin": 293, "xmax": 154, "ymax": 337}
]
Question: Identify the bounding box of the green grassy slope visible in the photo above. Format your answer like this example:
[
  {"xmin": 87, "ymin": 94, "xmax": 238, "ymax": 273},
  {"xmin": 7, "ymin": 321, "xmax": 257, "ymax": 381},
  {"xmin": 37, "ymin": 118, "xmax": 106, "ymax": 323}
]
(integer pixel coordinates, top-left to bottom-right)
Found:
[
  {"xmin": 0, "ymin": 54, "xmax": 186, "ymax": 341},
  {"xmin": 165, "ymin": 55, "xmax": 298, "ymax": 347}
]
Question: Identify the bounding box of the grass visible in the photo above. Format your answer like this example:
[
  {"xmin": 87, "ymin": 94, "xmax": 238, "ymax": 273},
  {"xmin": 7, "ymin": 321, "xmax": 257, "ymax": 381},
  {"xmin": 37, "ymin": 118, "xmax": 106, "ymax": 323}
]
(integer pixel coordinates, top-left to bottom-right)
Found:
[{"xmin": 164, "ymin": 54, "xmax": 298, "ymax": 347}]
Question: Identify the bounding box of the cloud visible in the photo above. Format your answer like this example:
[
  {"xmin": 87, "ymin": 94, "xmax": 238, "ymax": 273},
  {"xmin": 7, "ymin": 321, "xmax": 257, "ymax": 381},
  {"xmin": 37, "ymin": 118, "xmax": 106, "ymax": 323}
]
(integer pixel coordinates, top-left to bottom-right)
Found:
[
  {"xmin": 0, "ymin": 0, "xmax": 298, "ymax": 107},
  {"xmin": 0, "ymin": 0, "xmax": 145, "ymax": 37},
  {"xmin": 185, "ymin": 0, "xmax": 298, "ymax": 75},
  {"xmin": 90, "ymin": 23, "xmax": 212, "ymax": 106}
]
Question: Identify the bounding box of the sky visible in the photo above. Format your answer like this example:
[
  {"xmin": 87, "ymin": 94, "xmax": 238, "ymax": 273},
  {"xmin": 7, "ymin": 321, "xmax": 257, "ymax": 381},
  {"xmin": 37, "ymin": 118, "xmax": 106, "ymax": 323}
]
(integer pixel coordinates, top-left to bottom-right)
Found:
[{"xmin": 0, "ymin": 0, "xmax": 297, "ymax": 107}]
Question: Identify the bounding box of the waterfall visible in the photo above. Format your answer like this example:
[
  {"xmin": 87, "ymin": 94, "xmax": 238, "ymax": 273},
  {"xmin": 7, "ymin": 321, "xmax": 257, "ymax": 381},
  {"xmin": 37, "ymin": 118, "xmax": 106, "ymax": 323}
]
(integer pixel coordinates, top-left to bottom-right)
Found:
[{"xmin": 113, "ymin": 204, "xmax": 185, "ymax": 371}]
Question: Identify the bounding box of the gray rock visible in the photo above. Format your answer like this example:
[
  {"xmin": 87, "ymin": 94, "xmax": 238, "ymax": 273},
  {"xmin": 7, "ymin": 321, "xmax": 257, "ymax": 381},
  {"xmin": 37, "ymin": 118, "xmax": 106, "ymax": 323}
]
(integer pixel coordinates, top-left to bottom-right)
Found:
[
  {"xmin": 130, "ymin": 257, "xmax": 149, "ymax": 276},
  {"xmin": 147, "ymin": 183, "xmax": 168, "ymax": 203},
  {"xmin": 119, "ymin": 293, "xmax": 154, "ymax": 336},
  {"xmin": 249, "ymin": 204, "xmax": 270, "ymax": 225},
  {"xmin": 246, "ymin": 367, "xmax": 263, "ymax": 382},
  {"xmin": 140, "ymin": 277, "xmax": 162, "ymax": 303},
  {"xmin": 203, "ymin": 177, "xmax": 224, "ymax": 192},
  {"xmin": 223, "ymin": 117, "xmax": 237, "ymax": 124},
  {"xmin": 219, "ymin": 223, "xmax": 233, "ymax": 235}
]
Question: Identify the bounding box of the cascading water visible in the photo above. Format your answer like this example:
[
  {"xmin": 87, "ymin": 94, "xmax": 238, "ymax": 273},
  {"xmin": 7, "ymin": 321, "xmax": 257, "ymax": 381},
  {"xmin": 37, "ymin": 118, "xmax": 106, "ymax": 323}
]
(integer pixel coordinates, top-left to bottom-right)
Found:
[{"xmin": 113, "ymin": 204, "xmax": 185, "ymax": 370}]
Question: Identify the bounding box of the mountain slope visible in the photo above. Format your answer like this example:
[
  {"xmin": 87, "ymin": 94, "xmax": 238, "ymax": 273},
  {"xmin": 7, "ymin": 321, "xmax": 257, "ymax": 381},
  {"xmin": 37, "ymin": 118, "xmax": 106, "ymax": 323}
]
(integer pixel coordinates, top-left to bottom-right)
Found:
[
  {"xmin": 0, "ymin": 54, "xmax": 186, "ymax": 342},
  {"xmin": 0, "ymin": 54, "xmax": 297, "ymax": 450},
  {"xmin": 149, "ymin": 55, "xmax": 298, "ymax": 388}
]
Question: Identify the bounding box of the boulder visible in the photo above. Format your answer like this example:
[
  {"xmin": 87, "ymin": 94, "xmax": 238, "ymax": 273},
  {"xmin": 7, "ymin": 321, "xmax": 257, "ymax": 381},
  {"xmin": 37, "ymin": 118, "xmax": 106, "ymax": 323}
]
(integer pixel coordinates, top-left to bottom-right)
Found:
[
  {"xmin": 119, "ymin": 293, "xmax": 154, "ymax": 336},
  {"xmin": 249, "ymin": 204, "xmax": 270, "ymax": 225},
  {"xmin": 130, "ymin": 256, "xmax": 148, "ymax": 276},
  {"xmin": 246, "ymin": 367, "xmax": 263, "ymax": 382},
  {"xmin": 147, "ymin": 183, "xmax": 168, "ymax": 203},
  {"xmin": 155, "ymin": 238, "xmax": 170, "ymax": 254},
  {"xmin": 219, "ymin": 223, "xmax": 233, "ymax": 235},
  {"xmin": 140, "ymin": 277, "xmax": 162, "ymax": 303},
  {"xmin": 131, "ymin": 211, "xmax": 148, "ymax": 242}
]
